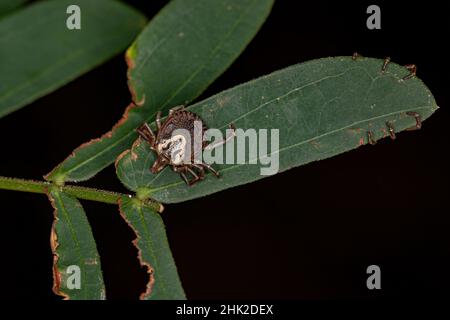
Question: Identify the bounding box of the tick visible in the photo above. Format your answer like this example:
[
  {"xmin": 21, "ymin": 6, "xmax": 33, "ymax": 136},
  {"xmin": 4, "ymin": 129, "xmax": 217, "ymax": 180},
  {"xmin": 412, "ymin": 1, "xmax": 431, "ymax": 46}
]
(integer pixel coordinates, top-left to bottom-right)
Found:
[{"xmin": 137, "ymin": 105, "xmax": 235, "ymax": 186}]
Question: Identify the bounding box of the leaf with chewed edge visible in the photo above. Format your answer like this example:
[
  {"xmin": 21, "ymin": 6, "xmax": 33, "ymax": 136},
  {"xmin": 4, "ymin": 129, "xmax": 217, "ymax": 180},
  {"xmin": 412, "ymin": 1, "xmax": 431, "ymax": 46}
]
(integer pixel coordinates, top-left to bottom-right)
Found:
[
  {"xmin": 119, "ymin": 195, "xmax": 185, "ymax": 300},
  {"xmin": 116, "ymin": 56, "xmax": 439, "ymax": 203},
  {"xmin": 48, "ymin": 188, "xmax": 105, "ymax": 300},
  {"xmin": 45, "ymin": 0, "xmax": 274, "ymax": 184}
]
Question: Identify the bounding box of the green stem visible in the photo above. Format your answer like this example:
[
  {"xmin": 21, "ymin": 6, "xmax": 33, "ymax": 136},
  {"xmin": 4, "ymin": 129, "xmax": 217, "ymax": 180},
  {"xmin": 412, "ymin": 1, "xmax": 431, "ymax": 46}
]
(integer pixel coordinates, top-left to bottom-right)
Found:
[{"xmin": 0, "ymin": 176, "xmax": 124, "ymax": 205}]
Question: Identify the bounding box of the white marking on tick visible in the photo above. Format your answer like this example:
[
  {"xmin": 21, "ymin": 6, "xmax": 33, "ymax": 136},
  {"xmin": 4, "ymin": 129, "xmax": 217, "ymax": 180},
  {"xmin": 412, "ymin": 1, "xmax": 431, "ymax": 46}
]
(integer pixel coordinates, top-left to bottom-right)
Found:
[{"xmin": 158, "ymin": 134, "xmax": 187, "ymax": 165}]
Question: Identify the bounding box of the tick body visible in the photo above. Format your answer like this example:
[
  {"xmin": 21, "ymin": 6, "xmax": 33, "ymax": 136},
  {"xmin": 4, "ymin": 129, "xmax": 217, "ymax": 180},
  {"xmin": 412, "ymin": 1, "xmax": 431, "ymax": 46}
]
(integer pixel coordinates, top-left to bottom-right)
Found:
[{"xmin": 137, "ymin": 105, "xmax": 235, "ymax": 186}]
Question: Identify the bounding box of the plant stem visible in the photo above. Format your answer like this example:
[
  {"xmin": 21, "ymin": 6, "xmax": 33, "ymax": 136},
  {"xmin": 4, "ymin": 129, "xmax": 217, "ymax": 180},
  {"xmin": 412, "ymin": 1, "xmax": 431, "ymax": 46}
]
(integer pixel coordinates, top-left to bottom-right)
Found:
[{"xmin": 0, "ymin": 176, "xmax": 124, "ymax": 205}]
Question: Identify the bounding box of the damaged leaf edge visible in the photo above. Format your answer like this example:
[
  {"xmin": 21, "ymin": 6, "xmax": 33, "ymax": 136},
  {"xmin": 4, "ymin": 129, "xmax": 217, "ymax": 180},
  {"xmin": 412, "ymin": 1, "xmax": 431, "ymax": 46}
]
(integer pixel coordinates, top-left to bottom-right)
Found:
[{"xmin": 118, "ymin": 196, "xmax": 155, "ymax": 300}]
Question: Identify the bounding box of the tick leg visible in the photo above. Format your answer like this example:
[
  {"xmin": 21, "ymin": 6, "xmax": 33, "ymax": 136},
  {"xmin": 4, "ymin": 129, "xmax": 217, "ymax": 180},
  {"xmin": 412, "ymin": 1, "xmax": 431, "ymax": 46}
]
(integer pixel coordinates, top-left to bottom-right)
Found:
[
  {"xmin": 406, "ymin": 111, "xmax": 422, "ymax": 130},
  {"xmin": 174, "ymin": 166, "xmax": 193, "ymax": 185},
  {"xmin": 403, "ymin": 64, "xmax": 417, "ymax": 80},
  {"xmin": 187, "ymin": 167, "xmax": 200, "ymax": 179},
  {"xmin": 196, "ymin": 163, "xmax": 219, "ymax": 177},
  {"xmin": 186, "ymin": 167, "xmax": 201, "ymax": 186},
  {"xmin": 156, "ymin": 111, "xmax": 162, "ymax": 130},
  {"xmin": 195, "ymin": 166, "xmax": 205, "ymax": 180},
  {"xmin": 386, "ymin": 121, "xmax": 396, "ymax": 140},
  {"xmin": 169, "ymin": 105, "xmax": 185, "ymax": 115},
  {"xmin": 179, "ymin": 172, "xmax": 190, "ymax": 185},
  {"xmin": 137, "ymin": 123, "xmax": 156, "ymax": 146},
  {"xmin": 381, "ymin": 57, "xmax": 391, "ymax": 73},
  {"xmin": 188, "ymin": 165, "xmax": 204, "ymax": 178},
  {"xmin": 204, "ymin": 123, "xmax": 237, "ymax": 151},
  {"xmin": 367, "ymin": 131, "xmax": 376, "ymax": 145}
]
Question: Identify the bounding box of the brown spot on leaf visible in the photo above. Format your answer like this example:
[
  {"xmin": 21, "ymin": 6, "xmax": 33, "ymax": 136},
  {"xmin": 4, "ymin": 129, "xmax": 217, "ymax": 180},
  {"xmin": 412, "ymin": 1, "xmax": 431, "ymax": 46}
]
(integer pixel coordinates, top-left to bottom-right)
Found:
[
  {"xmin": 348, "ymin": 127, "xmax": 361, "ymax": 134},
  {"xmin": 85, "ymin": 258, "xmax": 98, "ymax": 265},
  {"xmin": 359, "ymin": 137, "xmax": 365, "ymax": 146},
  {"xmin": 309, "ymin": 140, "xmax": 320, "ymax": 150},
  {"xmin": 216, "ymin": 95, "xmax": 230, "ymax": 107}
]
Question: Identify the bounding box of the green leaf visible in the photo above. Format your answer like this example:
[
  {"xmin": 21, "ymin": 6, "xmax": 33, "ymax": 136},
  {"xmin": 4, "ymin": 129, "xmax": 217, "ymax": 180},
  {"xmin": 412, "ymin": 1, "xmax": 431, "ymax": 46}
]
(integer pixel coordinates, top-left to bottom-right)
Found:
[
  {"xmin": 116, "ymin": 56, "xmax": 439, "ymax": 203},
  {"xmin": 0, "ymin": 0, "xmax": 147, "ymax": 118},
  {"xmin": 46, "ymin": 0, "xmax": 274, "ymax": 184},
  {"xmin": 48, "ymin": 189, "xmax": 105, "ymax": 300},
  {"xmin": 0, "ymin": 0, "xmax": 27, "ymax": 17},
  {"xmin": 119, "ymin": 196, "xmax": 186, "ymax": 300}
]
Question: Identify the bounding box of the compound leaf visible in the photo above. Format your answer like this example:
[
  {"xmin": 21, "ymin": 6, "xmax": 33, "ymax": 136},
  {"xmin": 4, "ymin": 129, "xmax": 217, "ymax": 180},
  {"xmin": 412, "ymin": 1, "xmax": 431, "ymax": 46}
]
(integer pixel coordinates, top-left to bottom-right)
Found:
[
  {"xmin": 48, "ymin": 189, "xmax": 105, "ymax": 300},
  {"xmin": 46, "ymin": 0, "xmax": 274, "ymax": 184},
  {"xmin": 116, "ymin": 56, "xmax": 438, "ymax": 203},
  {"xmin": 119, "ymin": 196, "xmax": 185, "ymax": 300},
  {"xmin": 0, "ymin": 0, "xmax": 147, "ymax": 118}
]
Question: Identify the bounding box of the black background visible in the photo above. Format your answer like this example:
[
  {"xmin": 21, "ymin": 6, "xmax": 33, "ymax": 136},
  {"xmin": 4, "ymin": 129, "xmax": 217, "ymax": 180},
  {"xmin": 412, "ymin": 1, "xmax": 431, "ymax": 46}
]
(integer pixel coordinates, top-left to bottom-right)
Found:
[{"xmin": 2, "ymin": 0, "xmax": 449, "ymax": 300}]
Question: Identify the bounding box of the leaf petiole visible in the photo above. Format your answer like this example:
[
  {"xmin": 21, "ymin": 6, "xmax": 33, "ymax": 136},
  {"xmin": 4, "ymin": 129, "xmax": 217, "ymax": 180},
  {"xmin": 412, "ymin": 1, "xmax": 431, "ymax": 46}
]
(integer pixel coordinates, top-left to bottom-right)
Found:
[{"xmin": 0, "ymin": 176, "xmax": 162, "ymax": 212}]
